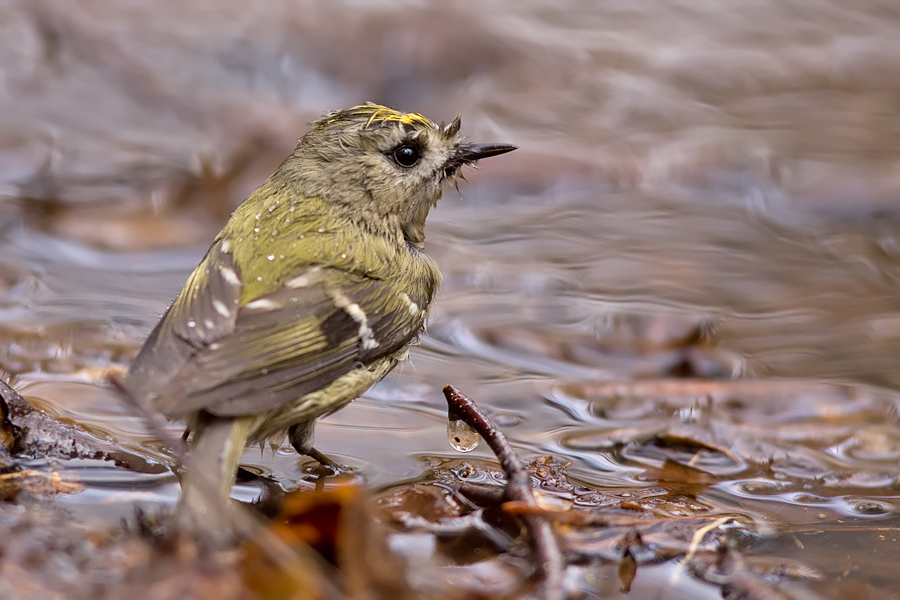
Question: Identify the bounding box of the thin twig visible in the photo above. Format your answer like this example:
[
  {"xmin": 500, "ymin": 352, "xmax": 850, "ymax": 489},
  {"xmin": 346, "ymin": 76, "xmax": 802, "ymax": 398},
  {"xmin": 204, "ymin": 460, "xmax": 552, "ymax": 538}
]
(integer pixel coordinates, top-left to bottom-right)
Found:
[
  {"xmin": 667, "ymin": 515, "xmax": 733, "ymax": 589},
  {"xmin": 443, "ymin": 385, "xmax": 564, "ymax": 600}
]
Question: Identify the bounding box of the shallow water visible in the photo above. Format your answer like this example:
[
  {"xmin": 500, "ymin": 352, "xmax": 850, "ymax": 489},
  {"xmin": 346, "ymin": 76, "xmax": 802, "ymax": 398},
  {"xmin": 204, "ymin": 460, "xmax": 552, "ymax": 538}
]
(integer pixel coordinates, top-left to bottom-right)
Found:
[{"xmin": 3, "ymin": 0, "xmax": 900, "ymax": 596}]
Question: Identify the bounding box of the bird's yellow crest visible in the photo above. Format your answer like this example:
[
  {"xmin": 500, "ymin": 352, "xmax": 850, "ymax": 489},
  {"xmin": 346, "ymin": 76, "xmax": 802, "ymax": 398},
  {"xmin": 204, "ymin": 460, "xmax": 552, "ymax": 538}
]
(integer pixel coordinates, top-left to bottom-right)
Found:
[{"xmin": 320, "ymin": 102, "xmax": 436, "ymax": 131}]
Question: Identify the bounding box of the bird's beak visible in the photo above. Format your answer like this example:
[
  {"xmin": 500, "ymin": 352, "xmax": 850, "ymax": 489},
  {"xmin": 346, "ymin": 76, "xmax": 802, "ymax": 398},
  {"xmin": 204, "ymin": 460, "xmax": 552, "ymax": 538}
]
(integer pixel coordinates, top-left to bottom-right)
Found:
[{"xmin": 454, "ymin": 143, "xmax": 517, "ymax": 163}]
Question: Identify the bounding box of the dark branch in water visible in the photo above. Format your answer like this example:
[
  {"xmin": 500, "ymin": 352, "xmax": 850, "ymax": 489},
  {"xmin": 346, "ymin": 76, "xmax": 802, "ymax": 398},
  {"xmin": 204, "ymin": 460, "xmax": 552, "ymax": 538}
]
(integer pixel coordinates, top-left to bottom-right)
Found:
[{"xmin": 443, "ymin": 384, "xmax": 564, "ymax": 600}]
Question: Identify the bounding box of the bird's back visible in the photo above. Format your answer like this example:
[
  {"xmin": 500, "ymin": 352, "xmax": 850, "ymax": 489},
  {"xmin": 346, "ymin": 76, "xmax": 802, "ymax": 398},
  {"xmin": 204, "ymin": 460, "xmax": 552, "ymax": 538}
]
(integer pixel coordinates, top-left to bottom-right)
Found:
[{"xmin": 124, "ymin": 184, "xmax": 441, "ymax": 423}]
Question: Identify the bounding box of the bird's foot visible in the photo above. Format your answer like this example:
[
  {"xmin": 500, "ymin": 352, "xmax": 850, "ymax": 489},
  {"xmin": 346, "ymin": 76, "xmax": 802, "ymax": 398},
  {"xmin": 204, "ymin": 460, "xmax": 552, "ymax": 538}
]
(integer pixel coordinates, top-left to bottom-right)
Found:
[{"xmin": 305, "ymin": 447, "xmax": 349, "ymax": 475}]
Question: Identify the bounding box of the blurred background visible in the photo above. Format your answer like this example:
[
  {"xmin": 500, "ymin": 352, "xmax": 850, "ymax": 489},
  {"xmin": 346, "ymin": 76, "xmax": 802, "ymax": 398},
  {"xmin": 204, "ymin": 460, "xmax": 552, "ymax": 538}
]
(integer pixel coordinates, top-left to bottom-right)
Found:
[{"xmin": 2, "ymin": 0, "xmax": 900, "ymax": 597}]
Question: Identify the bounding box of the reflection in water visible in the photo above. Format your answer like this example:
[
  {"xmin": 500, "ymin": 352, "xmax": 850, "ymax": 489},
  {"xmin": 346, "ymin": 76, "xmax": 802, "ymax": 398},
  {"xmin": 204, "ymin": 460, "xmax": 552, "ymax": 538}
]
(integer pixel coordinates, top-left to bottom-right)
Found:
[{"xmin": 1, "ymin": 0, "xmax": 900, "ymax": 595}]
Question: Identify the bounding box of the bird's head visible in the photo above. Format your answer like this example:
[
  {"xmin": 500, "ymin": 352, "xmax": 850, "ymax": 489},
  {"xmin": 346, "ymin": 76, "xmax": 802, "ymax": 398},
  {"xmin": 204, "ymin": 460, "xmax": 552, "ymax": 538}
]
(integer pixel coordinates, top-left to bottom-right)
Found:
[{"xmin": 281, "ymin": 103, "xmax": 516, "ymax": 245}]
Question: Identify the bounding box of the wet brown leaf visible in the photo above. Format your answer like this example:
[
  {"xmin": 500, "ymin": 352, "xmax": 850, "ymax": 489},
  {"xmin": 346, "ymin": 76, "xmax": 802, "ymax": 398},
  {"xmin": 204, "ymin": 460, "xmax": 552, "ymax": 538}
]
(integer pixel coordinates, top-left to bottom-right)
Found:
[
  {"xmin": 617, "ymin": 550, "xmax": 637, "ymax": 593},
  {"xmin": 689, "ymin": 548, "xmax": 821, "ymax": 600},
  {"xmin": 244, "ymin": 484, "xmax": 414, "ymax": 600},
  {"xmin": 379, "ymin": 483, "xmax": 467, "ymax": 524},
  {"xmin": 0, "ymin": 469, "xmax": 83, "ymax": 501},
  {"xmin": 645, "ymin": 458, "xmax": 721, "ymax": 496}
]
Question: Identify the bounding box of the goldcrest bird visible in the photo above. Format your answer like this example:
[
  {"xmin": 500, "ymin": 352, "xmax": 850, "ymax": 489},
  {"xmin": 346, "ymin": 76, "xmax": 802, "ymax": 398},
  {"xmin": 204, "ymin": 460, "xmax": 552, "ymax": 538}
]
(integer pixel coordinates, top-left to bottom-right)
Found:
[{"xmin": 122, "ymin": 103, "xmax": 515, "ymax": 540}]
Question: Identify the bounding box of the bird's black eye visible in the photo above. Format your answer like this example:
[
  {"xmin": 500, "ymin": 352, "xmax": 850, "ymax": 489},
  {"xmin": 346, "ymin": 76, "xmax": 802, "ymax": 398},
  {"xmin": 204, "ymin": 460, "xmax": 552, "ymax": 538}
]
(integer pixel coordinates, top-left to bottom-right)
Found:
[{"xmin": 392, "ymin": 144, "xmax": 420, "ymax": 168}]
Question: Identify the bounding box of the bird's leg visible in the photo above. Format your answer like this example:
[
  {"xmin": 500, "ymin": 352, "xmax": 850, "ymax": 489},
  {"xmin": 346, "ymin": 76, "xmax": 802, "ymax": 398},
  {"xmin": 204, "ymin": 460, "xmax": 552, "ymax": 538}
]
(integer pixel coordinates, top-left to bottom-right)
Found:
[
  {"xmin": 176, "ymin": 414, "xmax": 253, "ymax": 546},
  {"xmin": 288, "ymin": 420, "xmax": 346, "ymax": 473}
]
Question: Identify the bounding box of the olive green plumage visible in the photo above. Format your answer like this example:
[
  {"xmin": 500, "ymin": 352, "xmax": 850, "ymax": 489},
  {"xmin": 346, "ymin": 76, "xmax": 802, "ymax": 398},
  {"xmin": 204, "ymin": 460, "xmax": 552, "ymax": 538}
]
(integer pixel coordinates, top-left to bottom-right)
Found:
[{"xmin": 123, "ymin": 103, "xmax": 515, "ymax": 541}]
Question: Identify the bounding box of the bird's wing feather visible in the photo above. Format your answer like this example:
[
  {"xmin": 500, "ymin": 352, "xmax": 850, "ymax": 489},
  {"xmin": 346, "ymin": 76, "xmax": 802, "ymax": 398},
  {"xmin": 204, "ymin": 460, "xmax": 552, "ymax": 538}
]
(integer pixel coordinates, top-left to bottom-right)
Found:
[
  {"xmin": 170, "ymin": 240, "xmax": 242, "ymax": 347},
  {"xmin": 123, "ymin": 239, "xmax": 241, "ymax": 405},
  {"xmin": 152, "ymin": 261, "xmax": 426, "ymax": 418}
]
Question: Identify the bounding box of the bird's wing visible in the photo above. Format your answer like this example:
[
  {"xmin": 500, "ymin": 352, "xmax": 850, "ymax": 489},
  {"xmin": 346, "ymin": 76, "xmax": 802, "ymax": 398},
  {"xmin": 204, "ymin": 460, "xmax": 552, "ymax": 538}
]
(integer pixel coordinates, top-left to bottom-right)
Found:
[
  {"xmin": 149, "ymin": 255, "xmax": 427, "ymax": 418},
  {"xmin": 124, "ymin": 238, "xmax": 242, "ymax": 405}
]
